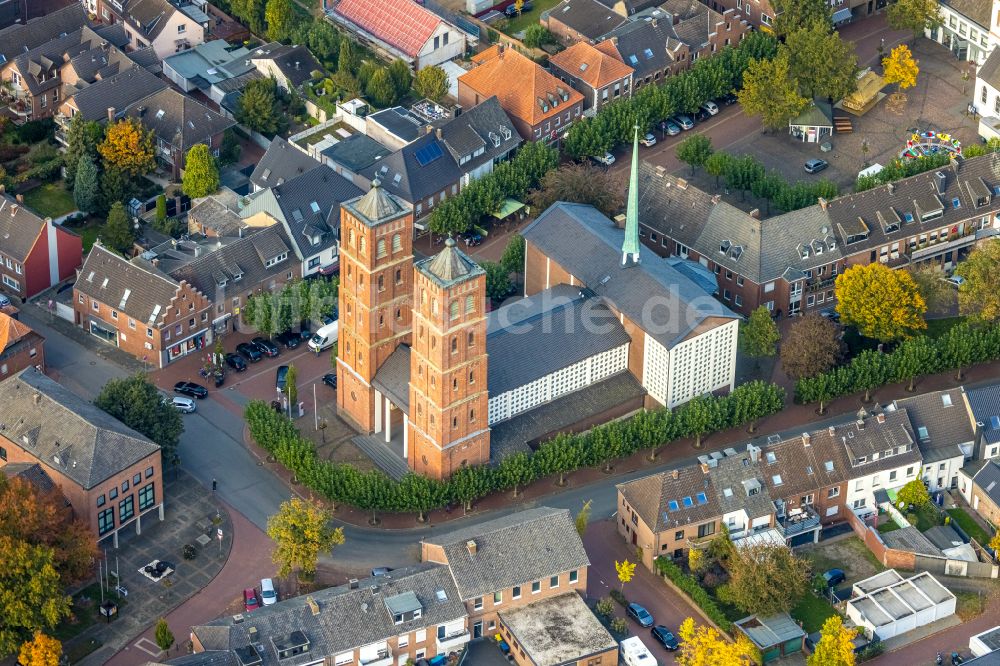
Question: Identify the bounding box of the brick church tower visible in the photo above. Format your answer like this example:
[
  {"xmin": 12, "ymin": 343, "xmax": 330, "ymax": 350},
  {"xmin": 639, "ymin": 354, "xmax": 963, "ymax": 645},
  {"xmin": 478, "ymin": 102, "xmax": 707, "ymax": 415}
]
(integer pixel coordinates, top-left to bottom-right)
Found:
[
  {"xmin": 336, "ymin": 180, "xmax": 413, "ymax": 431},
  {"xmin": 407, "ymin": 238, "xmax": 490, "ymax": 479}
]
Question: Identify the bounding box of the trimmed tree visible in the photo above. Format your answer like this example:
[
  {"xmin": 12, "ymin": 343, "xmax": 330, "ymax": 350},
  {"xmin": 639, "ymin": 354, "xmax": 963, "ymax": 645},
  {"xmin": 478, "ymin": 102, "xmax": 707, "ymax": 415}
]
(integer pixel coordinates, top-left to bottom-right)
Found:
[
  {"xmin": 267, "ymin": 498, "xmax": 345, "ymax": 579},
  {"xmin": 676, "ymin": 134, "xmax": 714, "ymax": 176},
  {"xmin": 835, "ymin": 263, "xmax": 927, "ymax": 342},
  {"xmin": 413, "ymin": 66, "xmax": 449, "ymax": 102},
  {"xmin": 73, "ymin": 155, "xmax": 100, "ymax": 213},
  {"xmin": 739, "ymin": 306, "xmax": 780, "ymax": 367},
  {"xmin": 102, "ymin": 202, "xmax": 135, "ymax": 256},
  {"xmin": 155, "ymin": 619, "xmax": 174, "ymax": 651},
  {"xmin": 182, "ymin": 144, "xmax": 220, "ymax": 198}
]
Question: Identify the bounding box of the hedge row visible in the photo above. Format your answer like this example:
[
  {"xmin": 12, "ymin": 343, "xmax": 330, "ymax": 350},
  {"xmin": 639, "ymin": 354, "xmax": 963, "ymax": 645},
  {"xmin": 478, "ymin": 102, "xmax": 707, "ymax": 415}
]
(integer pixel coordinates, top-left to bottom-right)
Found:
[
  {"xmin": 245, "ymin": 380, "xmax": 785, "ymax": 514},
  {"xmin": 795, "ymin": 322, "xmax": 1000, "ymax": 406},
  {"xmin": 655, "ymin": 558, "xmax": 732, "ymax": 632}
]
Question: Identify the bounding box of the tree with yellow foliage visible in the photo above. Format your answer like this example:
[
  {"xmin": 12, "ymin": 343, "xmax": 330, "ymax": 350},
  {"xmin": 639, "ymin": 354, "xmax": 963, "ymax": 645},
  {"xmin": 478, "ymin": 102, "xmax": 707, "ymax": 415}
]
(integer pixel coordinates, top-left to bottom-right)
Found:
[
  {"xmin": 688, "ymin": 548, "xmax": 706, "ymax": 574},
  {"xmin": 18, "ymin": 632, "xmax": 61, "ymax": 666},
  {"xmin": 807, "ymin": 616, "xmax": 857, "ymax": 666},
  {"xmin": 615, "ymin": 559, "xmax": 636, "ymax": 592},
  {"xmin": 266, "ymin": 498, "xmax": 344, "ymax": 580},
  {"xmin": 989, "ymin": 529, "xmax": 1000, "ymax": 554},
  {"xmin": 97, "ymin": 118, "xmax": 156, "ymax": 177},
  {"xmin": 676, "ymin": 618, "xmax": 759, "ymax": 665},
  {"xmin": 835, "ymin": 263, "xmax": 927, "ymax": 342},
  {"xmin": 882, "ymin": 44, "xmax": 919, "ymax": 91}
]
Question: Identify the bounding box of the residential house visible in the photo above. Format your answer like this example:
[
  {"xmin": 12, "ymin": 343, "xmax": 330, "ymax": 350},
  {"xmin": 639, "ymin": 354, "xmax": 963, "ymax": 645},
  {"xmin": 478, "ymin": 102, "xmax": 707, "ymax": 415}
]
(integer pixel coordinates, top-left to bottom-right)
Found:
[
  {"xmin": 55, "ymin": 64, "xmax": 168, "ymax": 140},
  {"xmin": 932, "ymin": 0, "xmax": 991, "ymax": 66},
  {"xmin": 320, "ymin": 133, "xmax": 392, "ymax": 187},
  {"xmin": 958, "ymin": 384, "xmax": 1000, "ymax": 509},
  {"xmin": 975, "ymin": 49, "xmax": 1000, "ymax": 141},
  {"xmin": 498, "ymin": 594, "xmax": 618, "ymax": 666},
  {"xmin": 0, "ymin": 194, "xmax": 83, "ymax": 300},
  {"xmin": 241, "ymin": 165, "xmax": 364, "ymax": 277},
  {"xmin": 0, "ymin": 3, "xmax": 87, "ymax": 66},
  {"xmin": 0, "ymin": 308, "xmax": 44, "ymax": 377},
  {"xmin": 96, "ymin": 0, "xmax": 208, "ymax": 59},
  {"xmin": 186, "ymin": 193, "xmax": 249, "ymax": 238},
  {"xmin": 161, "ymin": 38, "xmax": 255, "ymax": 97},
  {"xmin": 545, "ymin": 0, "xmax": 627, "ymax": 43},
  {"xmin": 549, "ymin": 40, "xmax": 634, "ymax": 114},
  {"xmin": 361, "ymin": 96, "xmax": 522, "ymax": 225},
  {"xmin": 421, "ymin": 507, "xmax": 591, "ymax": 638},
  {"xmin": 326, "ymin": 0, "xmax": 467, "ymax": 70},
  {"xmin": 250, "ymin": 135, "xmax": 323, "ymax": 192},
  {"xmin": 970, "ymin": 460, "xmax": 1000, "ymax": 526},
  {"xmin": 249, "ymin": 42, "xmax": 321, "ymax": 93},
  {"xmin": 458, "ymin": 45, "xmax": 585, "ymax": 143},
  {"xmin": 122, "ymin": 87, "xmax": 235, "ymax": 180},
  {"xmin": 366, "ymin": 106, "xmax": 433, "ymax": 151},
  {"xmin": 74, "ymin": 242, "xmax": 214, "ymax": 368},
  {"xmin": 0, "ymin": 368, "xmax": 163, "ymax": 547}
]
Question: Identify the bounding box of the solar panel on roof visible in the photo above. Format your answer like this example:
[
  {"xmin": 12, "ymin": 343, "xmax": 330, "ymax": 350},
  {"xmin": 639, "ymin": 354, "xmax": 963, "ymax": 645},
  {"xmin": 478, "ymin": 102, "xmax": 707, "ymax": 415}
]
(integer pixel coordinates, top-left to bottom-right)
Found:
[{"xmin": 414, "ymin": 141, "xmax": 444, "ymax": 166}]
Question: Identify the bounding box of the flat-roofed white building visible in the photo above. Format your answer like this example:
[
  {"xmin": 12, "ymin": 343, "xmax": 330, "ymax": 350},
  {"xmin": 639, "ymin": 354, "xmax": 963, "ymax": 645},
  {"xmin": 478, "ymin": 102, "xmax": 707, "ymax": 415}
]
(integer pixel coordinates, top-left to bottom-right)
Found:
[{"xmin": 846, "ymin": 570, "xmax": 956, "ymax": 641}]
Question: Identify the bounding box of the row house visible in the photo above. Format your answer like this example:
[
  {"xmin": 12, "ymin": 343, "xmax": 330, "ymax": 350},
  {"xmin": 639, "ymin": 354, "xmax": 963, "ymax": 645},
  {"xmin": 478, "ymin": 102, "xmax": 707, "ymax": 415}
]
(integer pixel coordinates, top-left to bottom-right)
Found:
[
  {"xmin": 0, "ymin": 4, "xmax": 87, "ymax": 66},
  {"xmin": 636, "ymin": 153, "xmax": 1000, "ymax": 318},
  {"xmin": 96, "ymin": 0, "xmax": 207, "ymax": 59},
  {"xmin": 549, "ymin": 40, "xmax": 634, "ymax": 114},
  {"xmin": 0, "ymin": 194, "xmax": 83, "ymax": 301},
  {"xmin": 932, "ymin": 0, "xmax": 991, "ymax": 66},
  {"xmin": 0, "ymin": 368, "xmax": 163, "ymax": 548},
  {"xmin": 180, "ymin": 507, "xmax": 616, "ymax": 666},
  {"xmin": 958, "ymin": 384, "xmax": 1000, "ymax": 519},
  {"xmin": 458, "ymin": 45, "xmax": 585, "ymax": 144},
  {"xmin": 0, "ymin": 307, "xmax": 44, "ymax": 378},
  {"xmin": 74, "ymin": 242, "xmax": 214, "ymax": 369},
  {"xmin": 618, "ymin": 408, "xmax": 923, "ymax": 570}
]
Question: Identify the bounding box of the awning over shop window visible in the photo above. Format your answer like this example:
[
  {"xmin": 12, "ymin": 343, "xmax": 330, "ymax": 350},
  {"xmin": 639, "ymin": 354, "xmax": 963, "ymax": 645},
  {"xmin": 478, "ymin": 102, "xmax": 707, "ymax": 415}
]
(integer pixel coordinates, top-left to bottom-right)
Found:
[
  {"xmin": 832, "ymin": 8, "xmax": 852, "ymax": 22},
  {"xmin": 492, "ymin": 198, "xmax": 525, "ymax": 219}
]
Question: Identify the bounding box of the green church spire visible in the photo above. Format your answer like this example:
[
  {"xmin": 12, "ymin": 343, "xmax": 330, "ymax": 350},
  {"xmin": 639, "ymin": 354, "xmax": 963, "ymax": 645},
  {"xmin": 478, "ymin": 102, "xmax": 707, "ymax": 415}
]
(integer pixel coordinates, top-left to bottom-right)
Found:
[{"xmin": 622, "ymin": 124, "xmax": 640, "ymax": 266}]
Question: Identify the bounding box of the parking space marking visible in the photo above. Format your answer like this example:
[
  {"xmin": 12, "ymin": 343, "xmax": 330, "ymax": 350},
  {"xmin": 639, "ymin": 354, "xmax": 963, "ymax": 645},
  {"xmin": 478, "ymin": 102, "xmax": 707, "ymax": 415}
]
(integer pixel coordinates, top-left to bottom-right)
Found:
[{"xmin": 133, "ymin": 638, "xmax": 163, "ymax": 658}]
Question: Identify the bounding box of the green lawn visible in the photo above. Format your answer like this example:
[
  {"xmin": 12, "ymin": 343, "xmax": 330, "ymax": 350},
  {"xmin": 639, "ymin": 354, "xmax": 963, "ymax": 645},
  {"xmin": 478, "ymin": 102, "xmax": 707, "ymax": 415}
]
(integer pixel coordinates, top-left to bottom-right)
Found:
[
  {"xmin": 925, "ymin": 316, "xmax": 966, "ymax": 338},
  {"xmin": 504, "ymin": 0, "xmax": 563, "ymax": 34},
  {"xmin": 52, "ymin": 581, "xmax": 127, "ymax": 642},
  {"xmin": 947, "ymin": 507, "xmax": 993, "ymax": 545},
  {"xmin": 22, "ymin": 182, "xmax": 76, "ymax": 218},
  {"xmin": 878, "ymin": 520, "xmax": 902, "ymax": 534},
  {"xmin": 790, "ymin": 592, "xmax": 838, "ymax": 634}
]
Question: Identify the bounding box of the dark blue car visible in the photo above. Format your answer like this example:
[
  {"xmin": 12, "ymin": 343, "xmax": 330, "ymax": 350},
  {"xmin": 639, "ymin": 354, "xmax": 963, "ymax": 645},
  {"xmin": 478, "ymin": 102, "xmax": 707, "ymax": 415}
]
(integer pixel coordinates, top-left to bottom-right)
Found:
[
  {"xmin": 627, "ymin": 602, "xmax": 654, "ymax": 627},
  {"xmin": 651, "ymin": 625, "xmax": 678, "ymax": 650}
]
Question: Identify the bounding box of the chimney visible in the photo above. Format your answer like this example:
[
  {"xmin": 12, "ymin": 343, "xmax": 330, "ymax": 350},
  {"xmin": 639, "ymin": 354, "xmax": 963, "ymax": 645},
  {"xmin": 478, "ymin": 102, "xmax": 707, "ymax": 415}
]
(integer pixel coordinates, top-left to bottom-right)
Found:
[
  {"xmin": 306, "ymin": 596, "xmax": 320, "ymax": 616},
  {"xmin": 887, "ymin": 182, "xmax": 895, "ymax": 194},
  {"xmin": 436, "ymin": 127, "xmax": 443, "ymax": 140},
  {"xmin": 152, "ymin": 258, "xmax": 160, "ymax": 267},
  {"xmin": 295, "ymin": 60, "xmax": 300, "ymax": 70},
  {"xmin": 10, "ymin": 204, "xmax": 18, "ymax": 216},
  {"xmin": 466, "ymin": 539, "xmax": 477, "ymax": 556},
  {"xmin": 818, "ymin": 197, "xmax": 828, "ymax": 210},
  {"xmin": 934, "ymin": 171, "xmax": 947, "ymax": 195},
  {"xmin": 611, "ymin": 36, "xmax": 619, "ymax": 45},
  {"xmin": 651, "ymin": 17, "xmax": 658, "ymax": 26},
  {"xmin": 0, "ymin": 184, "xmax": 5, "ymax": 193},
  {"xmin": 349, "ymin": 578, "xmax": 359, "ymax": 589},
  {"xmin": 107, "ymin": 106, "xmax": 116, "ymax": 122},
  {"xmin": 711, "ymin": 194, "xmax": 721, "ymax": 204},
  {"xmin": 828, "ymin": 425, "xmax": 836, "ymax": 436},
  {"xmin": 425, "ymin": 124, "xmax": 434, "ymax": 135},
  {"xmin": 671, "ymin": 469, "xmax": 679, "ymax": 480},
  {"xmin": 15, "ymin": 194, "xmax": 23, "ymax": 204},
  {"xmin": 675, "ymin": 177, "xmax": 688, "ymax": 190},
  {"xmin": 748, "ymin": 208, "xmax": 760, "ymax": 219},
  {"xmin": 876, "ymin": 413, "xmax": 886, "ymax": 424},
  {"xmin": 498, "ymin": 44, "xmax": 505, "ymax": 58},
  {"xmin": 802, "ymin": 432, "xmax": 811, "ymax": 447},
  {"xmin": 32, "ymin": 392, "xmax": 41, "ymax": 406},
  {"xmin": 454, "ymin": 104, "xmax": 463, "ymax": 117}
]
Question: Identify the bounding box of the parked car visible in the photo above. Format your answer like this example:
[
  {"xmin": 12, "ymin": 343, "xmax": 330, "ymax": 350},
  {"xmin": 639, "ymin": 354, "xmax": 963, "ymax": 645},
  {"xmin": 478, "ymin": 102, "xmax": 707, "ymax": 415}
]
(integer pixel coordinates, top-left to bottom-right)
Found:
[
  {"xmin": 237, "ymin": 342, "xmax": 262, "ymax": 362},
  {"xmin": 626, "ymin": 602, "xmax": 654, "ymax": 627},
  {"xmin": 243, "ymin": 588, "xmax": 260, "ymax": 612},
  {"xmin": 718, "ymin": 92, "xmax": 738, "ymax": 106},
  {"xmin": 252, "ymin": 337, "xmax": 280, "ymax": 358},
  {"xmin": 276, "ymin": 365, "xmax": 289, "ymax": 393},
  {"xmin": 673, "ymin": 114, "xmax": 694, "ymax": 130},
  {"xmin": 819, "ymin": 309, "xmax": 841, "ymax": 323},
  {"xmin": 593, "ymin": 151, "xmax": 616, "ymax": 166},
  {"xmin": 0, "ymin": 294, "xmax": 10, "ymax": 308},
  {"xmin": 299, "ymin": 324, "xmax": 313, "ymax": 341},
  {"xmin": 260, "ymin": 578, "xmax": 277, "ymax": 606},
  {"xmin": 640, "ymin": 132, "xmax": 657, "ymax": 147},
  {"xmin": 308, "ymin": 321, "xmax": 339, "ymax": 353},
  {"xmin": 322, "ymin": 373, "xmax": 338, "ymax": 389},
  {"xmin": 823, "ymin": 568, "xmax": 846, "ymax": 587},
  {"xmin": 946, "ymin": 275, "xmax": 966, "ymax": 287},
  {"xmin": 804, "ymin": 158, "xmax": 829, "ymax": 174},
  {"xmin": 700, "ymin": 100, "xmax": 720, "ymax": 116},
  {"xmin": 693, "ymin": 108, "xmax": 710, "ymax": 122},
  {"xmin": 276, "ymin": 330, "xmax": 301, "ymax": 349},
  {"xmin": 661, "ymin": 119, "xmax": 681, "ymax": 136},
  {"xmin": 174, "ymin": 381, "xmax": 208, "ymax": 399},
  {"xmin": 225, "ymin": 353, "xmax": 247, "ymax": 372},
  {"xmin": 322, "ymin": 310, "xmax": 338, "ymax": 326},
  {"xmin": 650, "ymin": 625, "xmax": 679, "ymax": 650},
  {"xmin": 171, "ymin": 396, "xmax": 196, "ymax": 413}
]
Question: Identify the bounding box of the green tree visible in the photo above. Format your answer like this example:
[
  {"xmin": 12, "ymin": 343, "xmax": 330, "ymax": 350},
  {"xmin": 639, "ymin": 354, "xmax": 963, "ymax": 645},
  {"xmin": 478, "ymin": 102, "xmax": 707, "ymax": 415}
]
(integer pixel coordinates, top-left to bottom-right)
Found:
[
  {"xmin": 366, "ymin": 67, "xmax": 398, "ymax": 107},
  {"xmin": 387, "ymin": 59, "xmax": 413, "ymax": 99},
  {"xmin": 413, "ymin": 66, "xmax": 449, "ymax": 102},
  {"xmin": 724, "ymin": 543, "xmax": 809, "ymax": 615},
  {"xmin": 784, "ymin": 24, "xmax": 858, "ymax": 100},
  {"xmin": 527, "ymin": 162, "xmax": 624, "ymax": 217},
  {"xmin": 575, "ymin": 499, "xmax": 592, "ymax": 537},
  {"xmin": 155, "ymin": 194, "xmax": 167, "ymax": 223},
  {"xmin": 704, "ymin": 151, "xmax": 732, "ymax": 189},
  {"xmin": 0, "ymin": 537, "xmax": 71, "ymax": 657},
  {"xmin": 908, "ymin": 264, "xmax": 951, "ymax": 313},
  {"xmin": 99, "ymin": 167, "xmax": 131, "ymax": 213},
  {"xmin": 338, "ymin": 39, "xmax": 360, "ymax": 76},
  {"xmin": 807, "ymin": 615, "xmax": 857, "ymax": 666},
  {"xmin": 250, "ymin": 293, "xmax": 277, "ymax": 337},
  {"xmin": 738, "ymin": 52, "xmax": 808, "ymax": 131},
  {"xmin": 94, "ymin": 374, "xmax": 184, "ymax": 461},
  {"xmin": 237, "ymin": 78, "xmax": 282, "ymax": 136},
  {"xmin": 772, "ymin": 0, "xmax": 832, "ymax": 37},
  {"xmin": 481, "ymin": 261, "xmax": 511, "ymax": 302},
  {"xmin": 181, "ymin": 144, "xmax": 220, "ymax": 198},
  {"xmin": 154, "ymin": 619, "xmax": 174, "ymax": 652},
  {"xmin": 887, "ymin": 0, "xmax": 942, "ymax": 42},
  {"xmin": 679, "ymin": 394, "xmax": 722, "ymax": 448},
  {"xmin": 850, "ymin": 349, "xmax": 891, "ymax": 402},
  {"xmin": 63, "ymin": 115, "xmax": 103, "ymax": 184},
  {"xmin": 675, "ymin": 134, "xmax": 714, "ymax": 176},
  {"xmin": 939, "ymin": 322, "xmax": 977, "ymax": 380},
  {"xmin": 73, "ymin": 155, "xmax": 99, "ymax": 213},
  {"xmin": 500, "ymin": 234, "xmax": 526, "ymax": 278},
  {"xmin": 897, "ymin": 479, "xmax": 932, "ymax": 508},
  {"xmin": 497, "ymin": 451, "xmax": 535, "ymax": 497},
  {"xmin": 267, "ymin": 497, "xmax": 345, "ymax": 579},
  {"xmin": 750, "ymin": 170, "xmax": 784, "ymax": 215},
  {"xmin": 724, "ymin": 154, "xmax": 764, "ymax": 200},
  {"xmin": 955, "ymin": 238, "xmax": 1000, "ymax": 323},
  {"xmin": 284, "ymin": 364, "xmax": 298, "ymax": 408},
  {"xmin": 219, "ymin": 129, "xmax": 242, "ymax": 167},
  {"xmin": 781, "ymin": 314, "xmax": 842, "ymax": 380},
  {"xmin": 523, "ymin": 24, "xmax": 554, "ymax": 48},
  {"xmin": 835, "ymin": 263, "xmax": 927, "ymax": 342},
  {"xmin": 264, "ymin": 0, "xmax": 293, "ymax": 41},
  {"xmin": 893, "ymin": 335, "xmax": 938, "ymax": 391},
  {"xmin": 740, "ymin": 306, "xmax": 780, "ymax": 365},
  {"xmin": 102, "ymin": 201, "xmax": 135, "ymax": 256}
]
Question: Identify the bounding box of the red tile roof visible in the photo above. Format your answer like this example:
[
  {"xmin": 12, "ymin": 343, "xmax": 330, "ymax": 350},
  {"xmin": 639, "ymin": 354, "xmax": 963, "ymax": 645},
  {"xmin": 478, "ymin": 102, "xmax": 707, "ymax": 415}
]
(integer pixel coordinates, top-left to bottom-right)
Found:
[
  {"xmin": 549, "ymin": 41, "xmax": 633, "ymax": 89},
  {"xmin": 334, "ymin": 0, "xmax": 443, "ymax": 58}
]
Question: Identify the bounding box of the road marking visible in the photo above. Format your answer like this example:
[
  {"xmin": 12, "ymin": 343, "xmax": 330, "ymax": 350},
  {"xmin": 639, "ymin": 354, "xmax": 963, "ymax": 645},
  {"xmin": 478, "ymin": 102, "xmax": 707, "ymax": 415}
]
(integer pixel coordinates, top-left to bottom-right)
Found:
[{"xmin": 133, "ymin": 638, "xmax": 163, "ymax": 657}]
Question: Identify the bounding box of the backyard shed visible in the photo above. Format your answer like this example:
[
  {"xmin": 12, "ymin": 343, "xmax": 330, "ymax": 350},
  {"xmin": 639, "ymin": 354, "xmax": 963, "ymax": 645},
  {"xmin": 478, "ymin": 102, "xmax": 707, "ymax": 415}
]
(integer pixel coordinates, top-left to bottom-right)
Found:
[
  {"xmin": 845, "ymin": 570, "xmax": 956, "ymax": 641},
  {"xmin": 734, "ymin": 613, "xmax": 806, "ymax": 663}
]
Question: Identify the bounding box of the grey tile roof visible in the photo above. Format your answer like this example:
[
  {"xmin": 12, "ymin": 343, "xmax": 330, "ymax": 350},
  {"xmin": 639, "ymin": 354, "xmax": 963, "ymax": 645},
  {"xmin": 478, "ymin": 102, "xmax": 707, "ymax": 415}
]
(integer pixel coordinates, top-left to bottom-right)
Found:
[
  {"xmin": 320, "ymin": 133, "xmax": 391, "ymax": 173},
  {"xmin": 602, "ymin": 19, "xmax": 679, "ymax": 79},
  {"xmin": 250, "ymin": 43, "xmax": 320, "ymax": 89},
  {"xmin": 372, "ymin": 344, "xmax": 410, "ymax": 413},
  {"xmin": 979, "ymin": 49, "xmax": 1000, "ymax": 92},
  {"xmin": 522, "ymin": 202, "xmax": 738, "ymax": 349},
  {"xmin": 966, "ymin": 384, "xmax": 1000, "ymax": 446},
  {"xmin": 549, "ymin": 0, "xmax": 626, "ymax": 40},
  {"xmin": 890, "ymin": 389, "xmax": 975, "ymax": 464},
  {"xmin": 127, "ymin": 45, "xmax": 163, "ymax": 73},
  {"xmin": 422, "ymin": 507, "xmax": 590, "ymax": 600},
  {"xmin": 710, "ymin": 452, "xmax": 774, "ymax": 519},
  {"xmin": 190, "ymin": 564, "xmax": 466, "ymax": 665},
  {"xmin": 923, "ymin": 524, "xmax": 966, "ymax": 551},
  {"xmin": 68, "ymin": 65, "xmax": 168, "ymax": 121},
  {"xmin": 250, "ymin": 136, "xmax": 322, "ymax": 190},
  {"xmin": 735, "ymin": 614, "xmax": 806, "ymax": 649},
  {"xmin": 95, "ymin": 23, "xmax": 131, "ymax": 49},
  {"xmin": 2, "ymin": 461, "xmax": 56, "ymax": 494},
  {"xmin": 122, "ymin": 0, "xmax": 187, "ymax": 41},
  {"xmin": 486, "ymin": 285, "xmax": 630, "ymax": 398},
  {"xmin": 973, "ymin": 460, "xmax": 1000, "ymax": 506},
  {"xmin": 415, "ymin": 239, "xmax": 484, "ymax": 288},
  {"xmin": 123, "ymin": 88, "xmax": 235, "ymax": 153},
  {"xmin": 880, "ymin": 526, "xmax": 942, "ymax": 557},
  {"xmin": 342, "ymin": 180, "xmax": 409, "ymax": 228},
  {"xmin": 498, "ymin": 593, "xmax": 616, "ymax": 666},
  {"xmin": 188, "ymin": 196, "xmax": 248, "ymax": 237},
  {"xmin": 76, "ymin": 243, "xmax": 191, "ymax": 328},
  {"xmin": 0, "ymin": 368, "xmax": 160, "ymax": 489},
  {"xmin": 366, "ymin": 131, "xmax": 462, "ymax": 203},
  {"xmin": 0, "ymin": 196, "xmax": 47, "ymax": 262},
  {"xmin": 0, "ymin": 3, "xmax": 87, "ymax": 65},
  {"xmin": 942, "ymin": 0, "xmax": 990, "ymax": 27},
  {"xmin": 618, "ymin": 463, "xmax": 722, "ymax": 532}
]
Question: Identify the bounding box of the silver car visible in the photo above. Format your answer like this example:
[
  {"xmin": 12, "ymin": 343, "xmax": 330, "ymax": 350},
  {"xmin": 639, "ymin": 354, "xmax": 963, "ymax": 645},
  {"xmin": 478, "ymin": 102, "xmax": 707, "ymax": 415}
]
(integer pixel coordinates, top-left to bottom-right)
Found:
[
  {"xmin": 673, "ymin": 115, "xmax": 694, "ymax": 130},
  {"xmin": 171, "ymin": 396, "xmax": 196, "ymax": 413}
]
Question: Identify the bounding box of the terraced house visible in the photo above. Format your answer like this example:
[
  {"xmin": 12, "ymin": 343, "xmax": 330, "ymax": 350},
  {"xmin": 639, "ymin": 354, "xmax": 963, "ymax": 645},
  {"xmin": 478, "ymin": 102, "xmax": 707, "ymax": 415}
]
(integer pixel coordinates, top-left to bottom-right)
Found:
[{"xmin": 0, "ymin": 194, "xmax": 83, "ymax": 301}]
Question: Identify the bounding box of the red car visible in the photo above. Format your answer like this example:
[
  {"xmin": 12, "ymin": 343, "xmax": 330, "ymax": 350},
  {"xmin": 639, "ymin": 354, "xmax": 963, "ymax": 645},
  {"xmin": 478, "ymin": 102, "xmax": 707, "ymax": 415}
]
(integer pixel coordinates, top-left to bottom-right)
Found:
[{"xmin": 243, "ymin": 588, "xmax": 260, "ymax": 612}]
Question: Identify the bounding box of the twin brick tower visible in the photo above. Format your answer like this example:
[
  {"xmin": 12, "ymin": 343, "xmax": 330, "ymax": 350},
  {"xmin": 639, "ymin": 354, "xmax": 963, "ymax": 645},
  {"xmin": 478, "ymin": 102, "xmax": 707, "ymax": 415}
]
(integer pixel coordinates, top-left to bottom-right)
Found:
[{"xmin": 336, "ymin": 180, "xmax": 490, "ymax": 479}]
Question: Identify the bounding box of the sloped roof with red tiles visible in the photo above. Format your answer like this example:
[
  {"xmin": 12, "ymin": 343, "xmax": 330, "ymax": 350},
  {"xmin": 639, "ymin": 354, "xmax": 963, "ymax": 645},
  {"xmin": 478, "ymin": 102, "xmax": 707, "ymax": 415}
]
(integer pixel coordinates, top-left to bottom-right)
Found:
[
  {"xmin": 333, "ymin": 0, "xmax": 443, "ymax": 58},
  {"xmin": 0, "ymin": 310, "xmax": 36, "ymax": 355},
  {"xmin": 549, "ymin": 41, "xmax": 633, "ymax": 89},
  {"xmin": 461, "ymin": 46, "xmax": 585, "ymax": 127}
]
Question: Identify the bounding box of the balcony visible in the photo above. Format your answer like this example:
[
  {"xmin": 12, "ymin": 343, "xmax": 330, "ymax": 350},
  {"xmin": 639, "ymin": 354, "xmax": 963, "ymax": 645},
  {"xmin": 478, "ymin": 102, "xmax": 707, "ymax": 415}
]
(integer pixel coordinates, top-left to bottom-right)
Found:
[
  {"xmin": 437, "ymin": 630, "xmax": 471, "ymax": 652},
  {"xmin": 778, "ymin": 505, "xmax": 821, "ymax": 537},
  {"xmin": 806, "ymin": 276, "xmax": 836, "ymax": 293},
  {"xmin": 361, "ymin": 649, "xmax": 392, "ymax": 666},
  {"xmin": 908, "ymin": 226, "xmax": 978, "ymax": 261}
]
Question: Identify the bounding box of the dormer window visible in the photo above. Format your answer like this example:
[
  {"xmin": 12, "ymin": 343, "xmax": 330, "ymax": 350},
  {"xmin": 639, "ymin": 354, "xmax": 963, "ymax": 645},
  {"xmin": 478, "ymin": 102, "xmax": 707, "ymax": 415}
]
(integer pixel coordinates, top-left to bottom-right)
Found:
[
  {"xmin": 799, "ymin": 245, "xmax": 810, "ymax": 259},
  {"xmin": 233, "ymin": 272, "xmax": 243, "ymax": 281},
  {"xmin": 265, "ymin": 252, "xmax": 288, "ymax": 267}
]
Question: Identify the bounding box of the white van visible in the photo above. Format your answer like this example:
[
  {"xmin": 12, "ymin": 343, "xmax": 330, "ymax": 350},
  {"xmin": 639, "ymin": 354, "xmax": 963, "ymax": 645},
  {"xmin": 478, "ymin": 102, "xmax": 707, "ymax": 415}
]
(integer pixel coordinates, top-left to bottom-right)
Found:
[
  {"xmin": 308, "ymin": 320, "xmax": 339, "ymax": 353},
  {"xmin": 260, "ymin": 578, "xmax": 277, "ymax": 606},
  {"xmin": 620, "ymin": 636, "xmax": 657, "ymax": 666}
]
